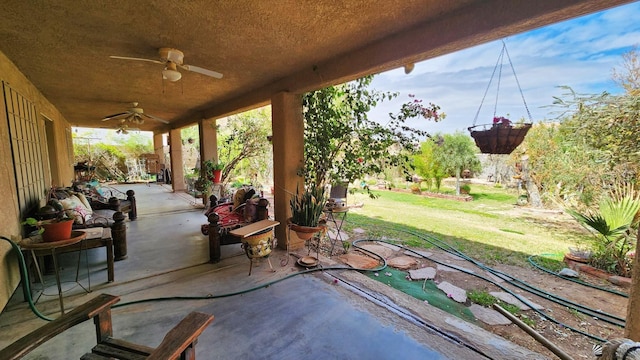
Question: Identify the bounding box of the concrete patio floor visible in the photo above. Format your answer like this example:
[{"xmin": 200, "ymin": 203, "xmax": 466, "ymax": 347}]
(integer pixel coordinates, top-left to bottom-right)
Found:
[{"xmin": 0, "ymin": 183, "xmax": 548, "ymax": 359}]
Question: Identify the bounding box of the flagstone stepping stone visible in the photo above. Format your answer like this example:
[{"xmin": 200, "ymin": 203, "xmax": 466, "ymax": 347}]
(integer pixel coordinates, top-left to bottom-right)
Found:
[
  {"xmin": 387, "ymin": 256, "xmax": 418, "ymax": 270},
  {"xmin": 489, "ymin": 292, "xmax": 544, "ymax": 311},
  {"xmin": 469, "ymin": 304, "xmax": 512, "ymax": 325},
  {"xmin": 352, "ymin": 228, "xmax": 366, "ymax": 234},
  {"xmin": 404, "ymin": 250, "xmax": 433, "ymax": 258},
  {"xmin": 326, "ymin": 230, "xmax": 350, "ymax": 241},
  {"xmin": 444, "ymin": 252, "xmax": 465, "ymax": 261},
  {"xmin": 338, "ymin": 253, "xmax": 380, "ymax": 269},
  {"xmin": 358, "ymin": 244, "xmax": 394, "ymax": 259},
  {"xmin": 486, "ymin": 272, "xmax": 507, "ymax": 283},
  {"xmin": 437, "ymin": 263, "xmax": 475, "ymax": 274},
  {"xmin": 409, "ymin": 267, "xmax": 437, "ymax": 280},
  {"xmin": 436, "ymin": 281, "xmax": 467, "ymax": 303},
  {"xmin": 376, "ymin": 242, "xmax": 402, "ymax": 252}
]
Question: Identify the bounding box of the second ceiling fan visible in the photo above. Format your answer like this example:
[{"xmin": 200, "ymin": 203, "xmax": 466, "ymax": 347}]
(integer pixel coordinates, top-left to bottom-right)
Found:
[
  {"xmin": 110, "ymin": 47, "xmax": 223, "ymax": 82},
  {"xmin": 102, "ymin": 102, "xmax": 169, "ymax": 125}
]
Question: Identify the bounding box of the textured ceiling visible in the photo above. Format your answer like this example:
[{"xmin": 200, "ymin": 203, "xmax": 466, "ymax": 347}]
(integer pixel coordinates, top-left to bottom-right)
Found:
[{"xmin": 0, "ymin": 0, "xmax": 631, "ymax": 133}]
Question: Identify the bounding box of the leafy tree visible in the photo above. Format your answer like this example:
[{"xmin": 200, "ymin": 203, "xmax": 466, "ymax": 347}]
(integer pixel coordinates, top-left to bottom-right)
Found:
[
  {"xmin": 520, "ymin": 48, "xmax": 640, "ymax": 208},
  {"xmin": 414, "ymin": 137, "xmax": 446, "ymax": 192},
  {"xmin": 612, "ymin": 46, "xmax": 640, "ymax": 95},
  {"xmin": 515, "ymin": 121, "xmax": 610, "ymax": 207},
  {"xmin": 302, "ymin": 75, "xmax": 443, "ymax": 196},
  {"xmin": 432, "ymin": 131, "xmax": 481, "ymax": 195},
  {"xmin": 217, "ymin": 107, "xmax": 272, "ymax": 188}
]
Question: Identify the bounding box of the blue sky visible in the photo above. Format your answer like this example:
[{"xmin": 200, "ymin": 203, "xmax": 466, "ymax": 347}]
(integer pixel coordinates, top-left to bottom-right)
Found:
[{"xmin": 368, "ymin": 1, "xmax": 640, "ymax": 135}]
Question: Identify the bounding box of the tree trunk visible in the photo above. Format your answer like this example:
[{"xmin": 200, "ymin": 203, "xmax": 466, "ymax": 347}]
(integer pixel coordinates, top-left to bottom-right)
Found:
[
  {"xmin": 625, "ymin": 230, "xmax": 640, "ymax": 341},
  {"xmin": 521, "ymin": 156, "xmax": 542, "ymax": 208},
  {"xmin": 455, "ymin": 168, "xmax": 461, "ymax": 195}
]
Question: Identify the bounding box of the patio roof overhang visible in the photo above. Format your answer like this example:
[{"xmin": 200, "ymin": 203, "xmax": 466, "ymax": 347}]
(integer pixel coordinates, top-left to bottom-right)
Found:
[{"xmin": 0, "ymin": 0, "xmax": 632, "ymax": 132}]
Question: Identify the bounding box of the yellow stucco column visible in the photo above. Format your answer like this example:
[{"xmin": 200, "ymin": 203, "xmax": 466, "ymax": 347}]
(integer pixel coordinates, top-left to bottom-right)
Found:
[
  {"xmin": 169, "ymin": 128, "xmax": 186, "ymax": 192},
  {"xmin": 153, "ymin": 133, "xmax": 165, "ymax": 166},
  {"xmin": 199, "ymin": 118, "xmax": 218, "ymax": 164},
  {"xmin": 271, "ymin": 91, "xmax": 304, "ymax": 249}
]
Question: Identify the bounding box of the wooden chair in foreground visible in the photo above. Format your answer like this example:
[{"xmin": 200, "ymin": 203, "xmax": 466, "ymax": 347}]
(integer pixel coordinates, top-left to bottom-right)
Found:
[{"xmin": 3, "ymin": 293, "xmax": 214, "ymax": 360}]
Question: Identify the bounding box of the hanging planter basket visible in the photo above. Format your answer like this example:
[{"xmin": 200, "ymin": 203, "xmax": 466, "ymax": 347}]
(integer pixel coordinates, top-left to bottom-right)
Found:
[
  {"xmin": 469, "ymin": 40, "xmax": 533, "ymax": 155},
  {"xmin": 468, "ymin": 123, "xmax": 532, "ymax": 154}
]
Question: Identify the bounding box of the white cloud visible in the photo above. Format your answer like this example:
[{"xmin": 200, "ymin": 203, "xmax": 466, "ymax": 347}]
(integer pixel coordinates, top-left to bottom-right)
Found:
[{"xmin": 368, "ymin": 1, "xmax": 640, "ymax": 135}]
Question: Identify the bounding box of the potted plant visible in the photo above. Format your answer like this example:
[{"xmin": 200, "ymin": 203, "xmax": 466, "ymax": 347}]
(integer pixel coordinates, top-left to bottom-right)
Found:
[
  {"xmin": 22, "ymin": 204, "xmax": 74, "ymax": 242},
  {"xmin": 212, "ymin": 162, "xmax": 224, "ymax": 183},
  {"xmin": 288, "ymin": 184, "xmax": 327, "ymax": 241},
  {"xmin": 202, "ymin": 160, "xmax": 225, "ymax": 184}
]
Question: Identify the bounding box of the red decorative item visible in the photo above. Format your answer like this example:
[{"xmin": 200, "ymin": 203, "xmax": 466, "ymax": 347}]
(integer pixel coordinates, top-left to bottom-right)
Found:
[{"xmin": 212, "ymin": 169, "xmax": 222, "ymax": 183}]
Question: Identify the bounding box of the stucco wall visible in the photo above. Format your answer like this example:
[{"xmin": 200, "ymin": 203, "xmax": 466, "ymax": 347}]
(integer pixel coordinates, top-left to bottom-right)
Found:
[{"xmin": 0, "ymin": 50, "xmax": 73, "ymax": 311}]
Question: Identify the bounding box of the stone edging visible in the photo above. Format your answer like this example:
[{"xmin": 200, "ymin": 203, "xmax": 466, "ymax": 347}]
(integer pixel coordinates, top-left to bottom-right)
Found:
[{"xmin": 564, "ymin": 256, "xmax": 631, "ymax": 288}]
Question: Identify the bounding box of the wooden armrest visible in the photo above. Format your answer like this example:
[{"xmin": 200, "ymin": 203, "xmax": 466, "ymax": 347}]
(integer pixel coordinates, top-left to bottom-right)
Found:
[
  {"xmin": 2, "ymin": 294, "xmax": 120, "ymax": 360},
  {"xmin": 147, "ymin": 312, "xmax": 214, "ymax": 360}
]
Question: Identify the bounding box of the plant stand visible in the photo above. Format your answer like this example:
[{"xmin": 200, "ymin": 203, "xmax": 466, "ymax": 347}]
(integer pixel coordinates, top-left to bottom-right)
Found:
[{"xmin": 284, "ymin": 222, "xmax": 326, "ymax": 266}]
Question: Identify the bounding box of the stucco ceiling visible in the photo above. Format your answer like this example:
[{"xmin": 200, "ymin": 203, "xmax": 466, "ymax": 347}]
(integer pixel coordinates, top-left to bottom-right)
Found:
[{"xmin": 0, "ymin": 0, "xmax": 632, "ymax": 133}]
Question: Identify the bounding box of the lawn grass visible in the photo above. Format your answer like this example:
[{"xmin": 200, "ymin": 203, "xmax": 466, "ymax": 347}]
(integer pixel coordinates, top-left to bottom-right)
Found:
[{"xmin": 343, "ymin": 183, "xmax": 587, "ymax": 267}]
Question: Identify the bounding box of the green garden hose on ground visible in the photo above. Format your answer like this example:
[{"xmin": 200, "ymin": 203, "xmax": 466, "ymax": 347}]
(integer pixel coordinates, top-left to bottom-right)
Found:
[
  {"xmin": 1, "ymin": 235, "xmax": 387, "ymax": 318},
  {"xmin": 528, "ymin": 254, "xmax": 628, "ymax": 298}
]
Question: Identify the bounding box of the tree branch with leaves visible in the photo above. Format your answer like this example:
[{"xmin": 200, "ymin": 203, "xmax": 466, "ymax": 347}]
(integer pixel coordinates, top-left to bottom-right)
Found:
[{"xmin": 302, "ymin": 76, "xmax": 444, "ymax": 196}]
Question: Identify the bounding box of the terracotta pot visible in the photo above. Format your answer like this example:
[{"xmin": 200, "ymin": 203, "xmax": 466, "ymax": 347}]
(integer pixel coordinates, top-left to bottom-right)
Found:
[
  {"xmin": 212, "ymin": 169, "xmax": 222, "ymax": 183},
  {"xmin": 41, "ymin": 219, "xmax": 74, "ymax": 242},
  {"xmin": 289, "ymin": 223, "xmax": 323, "ymax": 240}
]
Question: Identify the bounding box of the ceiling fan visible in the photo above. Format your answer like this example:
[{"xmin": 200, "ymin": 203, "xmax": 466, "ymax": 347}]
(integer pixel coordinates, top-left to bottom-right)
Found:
[
  {"xmin": 110, "ymin": 48, "xmax": 223, "ymax": 82},
  {"xmin": 101, "ymin": 102, "xmax": 169, "ymax": 125}
]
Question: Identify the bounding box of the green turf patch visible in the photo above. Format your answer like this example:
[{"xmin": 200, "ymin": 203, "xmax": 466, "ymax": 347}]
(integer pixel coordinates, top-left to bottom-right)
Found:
[{"xmin": 365, "ymin": 267, "xmax": 476, "ymax": 324}]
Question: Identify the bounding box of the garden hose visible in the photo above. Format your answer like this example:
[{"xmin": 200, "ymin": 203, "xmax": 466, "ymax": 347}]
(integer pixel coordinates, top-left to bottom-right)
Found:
[
  {"xmin": 1, "ymin": 234, "xmax": 387, "ymax": 320},
  {"xmin": 389, "ymin": 226, "xmax": 626, "ymax": 327},
  {"xmin": 347, "ymin": 219, "xmax": 614, "ymax": 343},
  {"xmin": 0, "ymin": 236, "xmax": 54, "ymax": 321}
]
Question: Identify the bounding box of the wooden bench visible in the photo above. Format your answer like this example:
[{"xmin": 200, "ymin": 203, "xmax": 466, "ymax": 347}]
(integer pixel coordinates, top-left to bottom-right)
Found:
[{"xmin": 2, "ymin": 294, "xmax": 214, "ymax": 360}]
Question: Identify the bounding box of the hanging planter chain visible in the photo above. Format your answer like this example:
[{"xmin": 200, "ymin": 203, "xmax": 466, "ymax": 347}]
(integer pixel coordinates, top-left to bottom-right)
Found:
[
  {"xmin": 471, "ymin": 40, "xmax": 533, "ymax": 127},
  {"xmin": 503, "ymin": 41, "xmax": 533, "ymax": 122}
]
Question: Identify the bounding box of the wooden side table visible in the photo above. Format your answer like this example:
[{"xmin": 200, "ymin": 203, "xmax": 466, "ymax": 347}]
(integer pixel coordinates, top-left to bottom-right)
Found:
[{"xmin": 19, "ymin": 231, "xmax": 88, "ymax": 314}]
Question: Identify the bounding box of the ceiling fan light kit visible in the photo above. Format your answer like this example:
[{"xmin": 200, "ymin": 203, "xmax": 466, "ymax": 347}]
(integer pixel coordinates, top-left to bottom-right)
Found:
[
  {"xmin": 110, "ymin": 47, "xmax": 223, "ymax": 82},
  {"xmin": 162, "ymin": 66, "xmax": 182, "ymax": 82}
]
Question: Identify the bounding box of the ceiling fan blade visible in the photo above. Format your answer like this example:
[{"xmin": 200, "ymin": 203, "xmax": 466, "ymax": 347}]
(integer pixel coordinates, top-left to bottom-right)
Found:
[
  {"xmin": 141, "ymin": 112, "xmax": 170, "ymax": 124},
  {"xmin": 101, "ymin": 112, "xmax": 129, "ymax": 121},
  {"xmin": 180, "ymin": 64, "xmax": 223, "ymax": 79},
  {"xmin": 110, "ymin": 56, "xmax": 164, "ymax": 64}
]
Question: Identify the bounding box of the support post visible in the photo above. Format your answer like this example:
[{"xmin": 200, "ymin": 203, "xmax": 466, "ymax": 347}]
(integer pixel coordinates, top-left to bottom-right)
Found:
[
  {"xmin": 625, "ymin": 230, "xmax": 640, "ymax": 341},
  {"xmin": 169, "ymin": 128, "xmax": 186, "ymax": 192},
  {"xmin": 271, "ymin": 92, "xmax": 304, "ymax": 249}
]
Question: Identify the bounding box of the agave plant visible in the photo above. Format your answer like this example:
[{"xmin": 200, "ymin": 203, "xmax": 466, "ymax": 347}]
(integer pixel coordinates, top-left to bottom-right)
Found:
[
  {"xmin": 567, "ymin": 183, "xmax": 640, "ymax": 276},
  {"xmin": 289, "ymin": 184, "xmax": 327, "ymax": 228}
]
